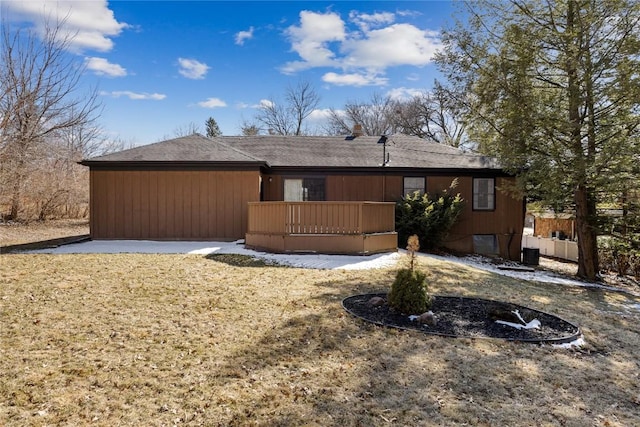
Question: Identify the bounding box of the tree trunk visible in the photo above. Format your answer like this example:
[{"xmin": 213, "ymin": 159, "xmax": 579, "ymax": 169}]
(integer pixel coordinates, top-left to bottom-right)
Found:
[
  {"xmin": 566, "ymin": 0, "xmax": 598, "ymax": 281},
  {"xmin": 9, "ymin": 184, "xmax": 20, "ymax": 220},
  {"xmin": 8, "ymin": 161, "xmax": 24, "ymax": 221},
  {"xmin": 575, "ymin": 184, "xmax": 599, "ymax": 280}
]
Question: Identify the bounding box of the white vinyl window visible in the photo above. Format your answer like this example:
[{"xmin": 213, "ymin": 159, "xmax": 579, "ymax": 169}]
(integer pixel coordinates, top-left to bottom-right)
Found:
[
  {"xmin": 473, "ymin": 178, "xmax": 495, "ymax": 210},
  {"xmin": 403, "ymin": 177, "xmax": 426, "ymax": 197}
]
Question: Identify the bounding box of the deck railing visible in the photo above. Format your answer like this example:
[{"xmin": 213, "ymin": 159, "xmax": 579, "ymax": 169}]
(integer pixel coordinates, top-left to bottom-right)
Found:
[{"xmin": 247, "ymin": 201, "xmax": 396, "ymax": 236}]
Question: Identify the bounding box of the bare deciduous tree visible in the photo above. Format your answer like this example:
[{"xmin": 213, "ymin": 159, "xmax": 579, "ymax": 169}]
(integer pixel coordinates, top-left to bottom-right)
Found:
[
  {"xmin": 256, "ymin": 80, "xmax": 320, "ymax": 136},
  {"xmin": 327, "ymin": 93, "xmax": 395, "ymax": 136},
  {"xmin": 326, "ymin": 88, "xmax": 468, "ymax": 146},
  {"xmin": 239, "ymin": 118, "xmax": 261, "ymax": 136},
  {"xmin": 0, "ymin": 18, "xmax": 100, "ymax": 221},
  {"xmin": 392, "ymin": 83, "xmax": 468, "ymax": 148},
  {"xmin": 169, "ymin": 122, "xmax": 201, "ymax": 139}
]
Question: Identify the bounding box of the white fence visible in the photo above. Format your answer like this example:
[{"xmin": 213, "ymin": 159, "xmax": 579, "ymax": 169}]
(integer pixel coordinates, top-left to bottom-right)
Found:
[{"xmin": 521, "ymin": 235, "xmax": 579, "ymax": 262}]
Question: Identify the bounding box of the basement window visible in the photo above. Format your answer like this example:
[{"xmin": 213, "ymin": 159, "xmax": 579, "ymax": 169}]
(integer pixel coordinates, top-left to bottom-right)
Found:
[{"xmin": 473, "ymin": 234, "xmax": 499, "ymax": 256}]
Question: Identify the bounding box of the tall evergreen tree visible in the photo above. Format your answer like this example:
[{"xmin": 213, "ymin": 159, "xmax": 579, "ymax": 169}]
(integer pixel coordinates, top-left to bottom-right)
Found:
[
  {"xmin": 437, "ymin": 0, "xmax": 640, "ymax": 280},
  {"xmin": 205, "ymin": 117, "xmax": 222, "ymax": 137}
]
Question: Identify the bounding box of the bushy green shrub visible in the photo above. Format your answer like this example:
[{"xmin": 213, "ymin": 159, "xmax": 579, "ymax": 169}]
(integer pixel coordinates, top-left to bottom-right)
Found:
[
  {"xmin": 395, "ymin": 180, "xmax": 464, "ymax": 251},
  {"xmin": 388, "ymin": 235, "xmax": 432, "ymax": 315}
]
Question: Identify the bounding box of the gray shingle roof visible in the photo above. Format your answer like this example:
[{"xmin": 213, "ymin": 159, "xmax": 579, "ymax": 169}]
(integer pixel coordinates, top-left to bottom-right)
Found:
[
  {"xmin": 83, "ymin": 133, "xmax": 502, "ymax": 171},
  {"xmin": 85, "ymin": 133, "xmax": 262, "ymax": 163}
]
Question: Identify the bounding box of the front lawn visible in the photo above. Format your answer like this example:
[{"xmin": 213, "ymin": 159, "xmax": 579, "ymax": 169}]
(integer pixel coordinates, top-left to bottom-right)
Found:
[{"xmin": 1, "ymin": 253, "xmax": 638, "ymax": 426}]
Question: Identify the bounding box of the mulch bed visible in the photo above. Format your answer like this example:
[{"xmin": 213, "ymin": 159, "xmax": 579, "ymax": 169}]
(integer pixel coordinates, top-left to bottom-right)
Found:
[{"xmin": 342, "ymin": 293, "xmax": 581, "ymax": 344}]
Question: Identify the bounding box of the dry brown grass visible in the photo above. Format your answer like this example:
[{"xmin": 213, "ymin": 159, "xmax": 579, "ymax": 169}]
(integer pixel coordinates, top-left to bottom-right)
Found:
[{"xmin": 1, "ymin": 251, "xmax": 639, "ymax": 426}]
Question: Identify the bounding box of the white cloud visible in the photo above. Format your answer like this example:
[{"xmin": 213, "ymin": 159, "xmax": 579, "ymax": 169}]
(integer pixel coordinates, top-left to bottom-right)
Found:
[
  {"xmin": 349, "ymin": 11, "xmax": 395, "ymax": 31},
  {"xmin": 307, "ymin": 108, "xmax": 333, "ymax": 121},
  {"xmin": 85, "ymin": 57, "xmax": 127, "ymax": 77},
  {"xmin": 322, "ymin": 72, "xmax": 388, "ymax": 87},
  {"xmin": 396, "ymin": 9, "xmax": 422, "ymax": 18},
  {"xmin": 281, "ymin": 9, "xmax": 441, "ymax": 87},
  {"xmin": 304, "ymin": 108, "xmax": 334, "ymax": 129},
  {"xmin": 327, "ymin": 108, "xmax": 347, "ymax": 119},
  {"xmin": 387, "ymin": 87, "xmax": 424, "ymax": 101},
  {"xmin": 235, "ymin": 27, "xmax": 254, "ymax": 45},
  {"xmin": 281, "ymin": 10, "xmax": 346, "ymax": 73},
  {"xmin": 258, "ymin": 99, "xmax": 274, "ymax": 109},
  {"xmin": 177, "ymin": 58, "xmax": 210, "ymax": 80},
  {"xmin": 279, "ymin": 61, "xmax": 309, "ymax": 75},
  {"xmin": 101, "ymin": 91, "xmax": 166, "ymax": 101},
  {"xmin": 3, "ymin": 0, "xmax": 128, "ymax": 52},
  {"xmin": 341, "ymin": 24, "xmax": 441, "ymax": 69},
  {"xmin": 197, "ymin": 98, "xmax": 227, "ymax": 108}
]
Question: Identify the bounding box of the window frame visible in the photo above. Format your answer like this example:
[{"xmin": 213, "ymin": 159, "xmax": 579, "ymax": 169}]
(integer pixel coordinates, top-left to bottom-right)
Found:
[
  {"xmin": 472, "ymin": 177, "xmax": 496, "ymax": 211},
  {"xmin": 403, "ymin": 176, "xmax": 426, "ymax": 197},
  {"xmin": 283, "ymin": 177, "xmax": 326, "ymax": 201}
]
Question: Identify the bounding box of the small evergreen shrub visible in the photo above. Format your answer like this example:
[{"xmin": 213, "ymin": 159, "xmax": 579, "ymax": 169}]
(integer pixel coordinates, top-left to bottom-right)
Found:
[
  {"xmin": 388, "ymin": 235, "xmax": 432, "ymax": 315},
  {"xmin": 395, "ymin": 179, "xmax": 465, "ymax": 251}
]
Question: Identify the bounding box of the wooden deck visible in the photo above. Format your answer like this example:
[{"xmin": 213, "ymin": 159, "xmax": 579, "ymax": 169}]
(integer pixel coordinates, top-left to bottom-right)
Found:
[{"xmin": 245, "ymin": 201, "xmax": 397, "ymax": 255}]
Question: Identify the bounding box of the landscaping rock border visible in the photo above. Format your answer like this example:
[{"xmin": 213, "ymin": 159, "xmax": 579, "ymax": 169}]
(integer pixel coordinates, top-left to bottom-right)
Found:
[{"xmin": 342, "ymin": 293, "xmax": 582, "ymax": 345}]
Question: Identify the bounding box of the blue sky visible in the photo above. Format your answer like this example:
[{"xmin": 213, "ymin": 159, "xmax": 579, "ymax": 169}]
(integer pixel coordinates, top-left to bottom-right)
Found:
[{"xmin": 2, "ymin": 1, "xmax": 454, "ymax": 146}]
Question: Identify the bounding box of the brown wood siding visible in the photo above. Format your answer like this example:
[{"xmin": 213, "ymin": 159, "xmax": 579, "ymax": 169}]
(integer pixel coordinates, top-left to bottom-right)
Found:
[
  {"xmin": 262, "ymin": 175, "xmax": 283, "ymax": 201},
  {"xmin": 262, "ymin": 173, "xmax": 404, "ymax": 202},
  {"xmin": 430, "ymin": 176, "xmax": 524, "ymax": 260},
  {"xmin": 260, "ymin": 172, "xmax": 523, "ymax": 259},
  {"xmin": 327, "ymin": 175, "xmax": 384, "ymax": 201},
  {"xmin": 246, "ymin": 201, "xmax": 397, "ymax": 254},
  {"xmin": 90, "ymin": 168, "xmax": 522, "ymax": 259},
  {"xmin": 326, "ymin": 174, "xmax": 412, "ymax": 201},
  {"xmin": 384, "ymin": 176, "xmax": 404, "ymax": 201},
  {"xmin": 90, "ymin": 169, "xmax": 260, "ymax": 240}
]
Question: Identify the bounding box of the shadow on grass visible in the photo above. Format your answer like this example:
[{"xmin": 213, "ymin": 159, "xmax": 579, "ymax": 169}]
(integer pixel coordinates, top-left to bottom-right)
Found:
[
  {"xmin": 209, "ymin": 276, "xmax": 445, "ymax": 425},
  {"xmin": 210, "ymin": 251, "xmax": 634, "ymax": 426},
  {"xmin": 0, "ymin": 234, "xmax": 90, "ymax": 254},
  {"xmin": 204, "ymin": 253, "xmax": 289, "ymax": 268},
  {"xmin": 201, "ymin": 252, "xmax": 640, "ymax": 425}
]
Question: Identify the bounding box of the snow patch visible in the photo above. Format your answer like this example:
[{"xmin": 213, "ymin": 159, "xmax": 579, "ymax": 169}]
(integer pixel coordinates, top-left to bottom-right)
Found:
[
  {"xmin": 421, "ymin": 251, "xmax": 638, "ymax": 295},
  {"xmin": 27, "ymin": 239, "xmax": 402, "ymax": 270},
  {"xmin": 24, "ymin": 239, "xmax": 640, "ymax": 296}
]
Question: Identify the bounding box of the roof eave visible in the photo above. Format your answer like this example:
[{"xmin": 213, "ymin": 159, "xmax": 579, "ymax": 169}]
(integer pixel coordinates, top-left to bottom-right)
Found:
[
  {"xmin": 265, "ymin": 165, "xmax": 513, "ymax": 176},
  {"xmin": 79, "ymin": 160, "xmax": 268, "ymax": 169}
]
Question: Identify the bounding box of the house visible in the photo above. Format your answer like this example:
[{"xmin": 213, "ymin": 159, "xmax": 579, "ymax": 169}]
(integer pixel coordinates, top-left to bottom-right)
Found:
[{"xmin": 80, "ymin": 133, "xmax": 525, "ymax": 259}]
